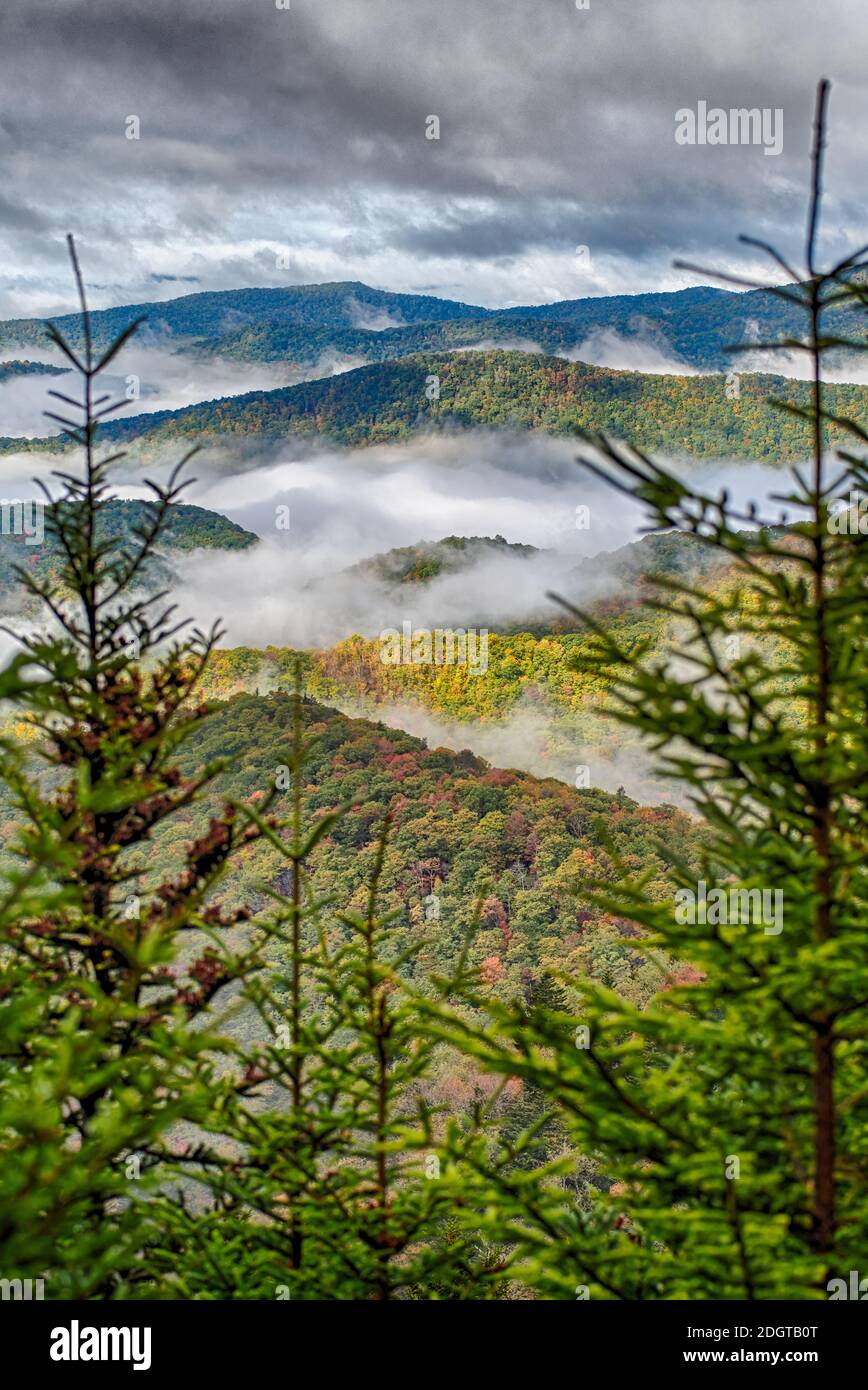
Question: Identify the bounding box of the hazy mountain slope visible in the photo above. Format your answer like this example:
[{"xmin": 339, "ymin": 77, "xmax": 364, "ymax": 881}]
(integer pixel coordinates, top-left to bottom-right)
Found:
[
  {"xmin": 347, "ymin": 529, "xmax": 727, "ymax": 592},
  {"xmin": 185, "ymin": 621, "xmax": 680, "ymax": 803},
  {"xmin": 162, "ymin": 281, "xmax": 862, "ymax": 373},
  {"xmin": 3, "ymin": 277, "xmax": 861, "ymax": 376},
  {"xmin": 347, "ymin": 534, "xmax": 539, "ymax": 585},
  {"xmin": 6, "ymin": 350, "xmax": 866, "ymax": 461},
  {"xmin": 489, "ymin": 283, "xmax": 863, "ymax": 370},
  {"xmin": 107, "ymin": 690, "xmax": 696, "ymax": 997},
  {"xmin": 196, "ymin": 539, "xmax": 726, "ymax": 728},
  {"xmin": 0, "ymin": 360, "xmax": 69, "ymax": 382},
  {"xmin": 189, "ymin": 525, "xmax": 791, "ymax": 803},
  {"xmin": 178, "ymin": 313, "xmax": 641, "ymax": 368},
  {"xmin": 0, "ymin": 282, "xmax": 487, "ymax": 354},
  {"xmin": 0, "ymin": 499, "xmax": 257, "ymax": 609}
]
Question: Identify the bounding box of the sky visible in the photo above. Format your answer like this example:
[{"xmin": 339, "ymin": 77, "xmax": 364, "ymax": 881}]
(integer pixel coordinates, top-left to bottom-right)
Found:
[{"xmin": 0, "ymin": 0, "xmax": 867, "ymax": 318}]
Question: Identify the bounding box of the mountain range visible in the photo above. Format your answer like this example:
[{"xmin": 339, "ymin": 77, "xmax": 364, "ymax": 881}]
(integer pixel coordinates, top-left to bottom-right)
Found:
[{"xmin": 0, "ymin": 278, "xmax": 861, "ymax": 374}]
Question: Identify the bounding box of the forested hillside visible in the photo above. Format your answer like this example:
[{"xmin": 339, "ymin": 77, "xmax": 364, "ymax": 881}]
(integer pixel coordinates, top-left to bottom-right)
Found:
[
  {"xmin": 0, "ymin": 499, "xmax": 257, "ymax": 609},
  {"xmin": 348, "ymin": 533, "xmax": 540, "ymax": 585},
  {"xmin": 0, "ymin": 359, "xmax": 69, "ymax": 383},
  {"xmin": 490, "ymin": 280, "xmax": 863, "ymax": 370},
  {"xmin": 0, "ymin": 282, "xmax": 485, "ymax": 353},
  {"xmin": 3, "ymin": 275, "xmax": 861, "ymax": 376},
  {"xmin": 5, "ymin": 350, "xmax": 866, "ymax": 459},
  {"xmin": 121, "ymin": 691, "xmax": 697, "ymax": 1004},
  {"xmin": 183, "ymin": 279, "xmax": 863, "ymax": 373},
  {"xmin": 181, "ymin": 313, "xmax": 602, "ymax": 369}
]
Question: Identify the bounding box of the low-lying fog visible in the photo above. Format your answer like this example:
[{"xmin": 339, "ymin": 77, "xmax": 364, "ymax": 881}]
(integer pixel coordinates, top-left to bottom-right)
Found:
[
  {"xmin": 4, "ymin": 321, "xmax": 868, "ymax": 441},
  {"xmin": 0, "ymin": 340, "xmax": 814, "ymax": 803},
  {"xmin": 0, "ymin": 340, "xmax": 364, "ymax": 439},
  {"xmin": 0, "ymin": 428, "xmax": 794, "ymax": 648}
]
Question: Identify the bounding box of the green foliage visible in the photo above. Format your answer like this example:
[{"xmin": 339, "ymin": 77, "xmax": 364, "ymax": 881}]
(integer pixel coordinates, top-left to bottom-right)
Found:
[
  {"xmin": 0, "ymin": 498, "xmax": 256, "ymax": 610},
  {"xmin": 144, "ymin": 688, "xmax": 506, "ymax": 1299},
  {"xmin": 0, "ymin": 282, "xmax": 484, "ymax": 356},
  {"xmin": 0, "ymin": 359, "xmax": 69, "ymax": 382},
  {"xmin": 7, "ymin": 349, "xmax": 868, "ymax": 461},
  {"xmin": 422, "ymin": 81, "xmax": 868, "ymax": 1300},
  {"xmin": 0, "ymin": 239, "xmax": 260, "ymax": 1296}
]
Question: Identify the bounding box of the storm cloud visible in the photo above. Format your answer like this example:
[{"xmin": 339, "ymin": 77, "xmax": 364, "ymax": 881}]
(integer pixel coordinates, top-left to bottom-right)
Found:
[{"xmin": 0, "ymin": 0, "xmax": 866, "ymax": 316}]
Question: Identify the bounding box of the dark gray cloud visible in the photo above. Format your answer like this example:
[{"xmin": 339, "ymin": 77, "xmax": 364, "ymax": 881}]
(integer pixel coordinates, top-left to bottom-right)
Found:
[{"xmin": 0, "ymin": 0, "xmax": 865, "ymax": 315}]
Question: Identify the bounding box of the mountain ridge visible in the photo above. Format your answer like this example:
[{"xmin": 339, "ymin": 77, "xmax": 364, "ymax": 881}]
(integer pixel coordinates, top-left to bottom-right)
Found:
[
  {"xmin": 4, "ymin": 349, "xmax": 864, "ymax": 462},
  {"xmin": 3, "ymin": 276, "xmax": 858, "ymax": 376}
]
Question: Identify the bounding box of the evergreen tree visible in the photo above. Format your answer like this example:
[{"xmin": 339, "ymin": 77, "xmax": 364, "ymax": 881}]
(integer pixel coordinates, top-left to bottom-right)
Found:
[
  {"xmin": 426, "ymin": 81, "xmax": 868, "ymax": 1300},
  {"xmin": 0, "ymin": 239, "xmax": 260, "ymax": 1296},
  {"xmin": 145, "ymin": 681, "xmax": 506, "ymax": 1298}
]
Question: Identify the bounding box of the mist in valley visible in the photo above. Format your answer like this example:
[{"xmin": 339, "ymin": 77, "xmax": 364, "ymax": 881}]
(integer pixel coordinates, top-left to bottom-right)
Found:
[
  {"xmin": 0, "ymin": 349, "xmax": 811, "ymax": 805},
  {"xmin": 0, "ymin": 338, "xmax": 374, "ymax": 439}
]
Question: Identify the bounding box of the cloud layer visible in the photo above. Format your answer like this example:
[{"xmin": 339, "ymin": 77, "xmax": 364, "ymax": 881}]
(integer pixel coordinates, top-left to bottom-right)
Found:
[
  {"xmin": 0, "ymin": 0, "xmax": 866, "ymax": 315},
  {"xmin": 139, "ymin": 435, "xmax": 793, "ymax": 649}
]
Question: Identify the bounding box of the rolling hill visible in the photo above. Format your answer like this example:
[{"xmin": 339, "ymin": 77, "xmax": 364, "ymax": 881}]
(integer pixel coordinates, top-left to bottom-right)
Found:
[
  {"xmin": 3, "ymin": 278, "xmax": 861, "ymax": 376},
  {"xmin": 0, "ymin": 282, "xmax": 486, "ymax": 355},
  {"xmin": 4, "ymin": 350, "xmax": 865, "ymax": 461},
  {"xmin": 0, "ymin": 360, "xmax": 69, "ymax": 383},
  {"xmin": 181, "ymin": 281, "xmax": 863, "ymax": 375},
  {"xmin": 106, "ymin": 689, "xmax": 697, "ymax": 1003},
  {"xmin": 0, "ymin": 499, "xmax": 257, "ymax": 610},
  {"xmin": 347, "ymin": 534, "xmax": 539, "ymax": 586}
]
